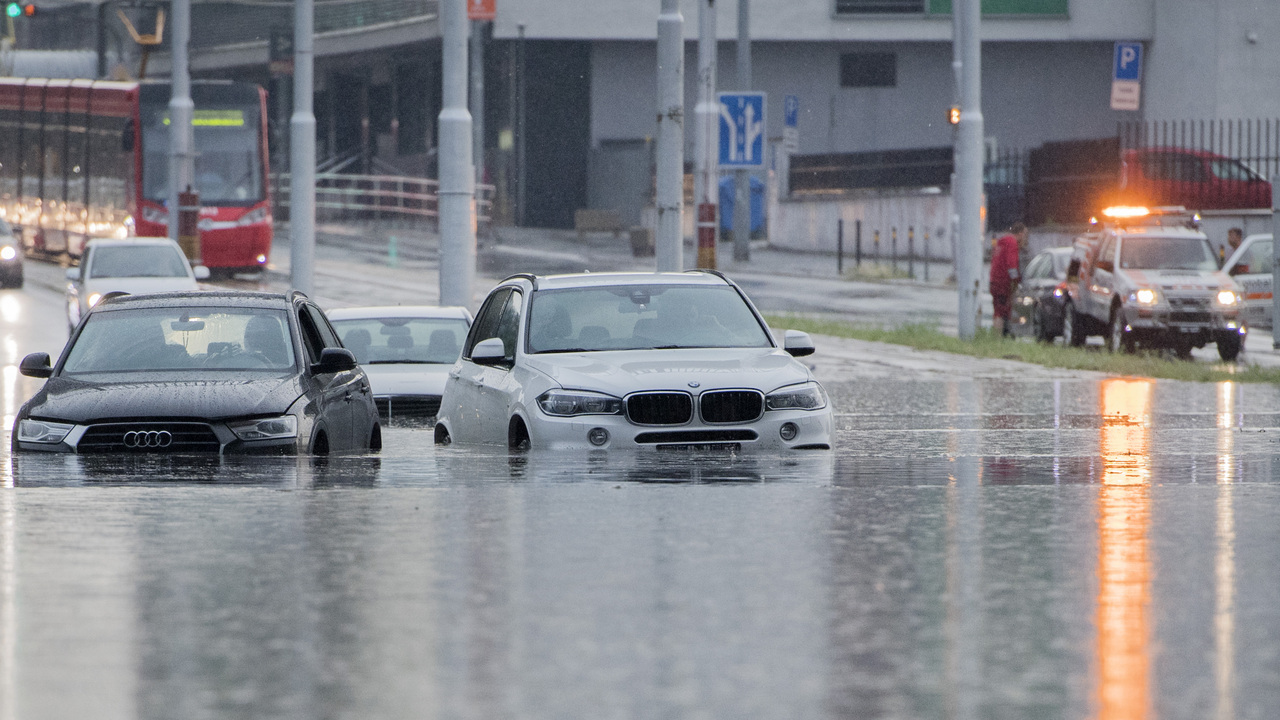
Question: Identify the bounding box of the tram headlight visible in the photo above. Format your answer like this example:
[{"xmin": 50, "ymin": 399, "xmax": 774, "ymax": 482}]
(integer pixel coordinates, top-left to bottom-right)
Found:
[{"xmin": 238, "ymin": 206, "xmax": 270, "ymax": 226}]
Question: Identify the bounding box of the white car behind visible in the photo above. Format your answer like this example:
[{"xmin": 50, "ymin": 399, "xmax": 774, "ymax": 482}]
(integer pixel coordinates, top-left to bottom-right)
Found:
[
  {"xmin": 1223, "ymin": 232, "xmax": 1273, "ymax": 329},
  {"xmin": 67, "ymin": 237, "xmax": 209, "ymax": 329},
  {"xmin": 327, "ymin": 305, "xmax": 473, "ymax": 423}
]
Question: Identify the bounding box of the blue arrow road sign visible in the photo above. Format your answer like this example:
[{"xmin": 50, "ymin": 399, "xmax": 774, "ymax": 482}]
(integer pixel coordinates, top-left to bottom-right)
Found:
[
  {"xmin": 1114, "ymin": 42, "xmax": 1142, "ymax": 82},
  {"xmin": 719, "ymin": 92, "xmax": 767, "ymax": 168}
]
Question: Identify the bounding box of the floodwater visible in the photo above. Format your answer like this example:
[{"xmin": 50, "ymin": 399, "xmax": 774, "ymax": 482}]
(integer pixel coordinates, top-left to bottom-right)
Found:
[{"xmin": 2, "ymin": 375, "xmax": 1280, "ymax": 719}]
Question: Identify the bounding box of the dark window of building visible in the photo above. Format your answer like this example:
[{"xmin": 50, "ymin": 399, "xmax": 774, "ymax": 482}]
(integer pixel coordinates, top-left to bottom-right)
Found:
[
  {"xmin": 835, "ymin": 0, "xmax": 925, "ymax": 14},
  {"xmin": 840, "ymin": 53, "xmax": 897, "ymax": 88}
]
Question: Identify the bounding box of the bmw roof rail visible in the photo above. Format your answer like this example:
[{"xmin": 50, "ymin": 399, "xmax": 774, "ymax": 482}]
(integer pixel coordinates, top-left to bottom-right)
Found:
[
  {"xmin": 501, "ymin": 272, "xmax": 539, "ymax": 290},
  {"xmin": 683, "ymin": 268, "xmax": 731, "ymax": 282}
]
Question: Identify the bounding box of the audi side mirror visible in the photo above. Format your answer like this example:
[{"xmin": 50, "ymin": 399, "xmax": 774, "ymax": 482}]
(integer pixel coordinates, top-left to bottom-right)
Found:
[
  {"xmin": 783, "ymin": 330, "xmax": 815, "ymax": 357},
  {"xmin": 312, "ymin": 347, "xmax": 357, "ymax": 374},
  {"xmin": 19, "ymin": 352, "xmax": 52, "ymax": 379},
  {"xmin": 470, "ymin": 337, "xmax": 508, "ymax": 367}
]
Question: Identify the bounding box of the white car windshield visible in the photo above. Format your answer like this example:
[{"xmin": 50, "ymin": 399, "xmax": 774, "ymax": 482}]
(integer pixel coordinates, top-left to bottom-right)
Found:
[
  {"xmin": 63, "ymin": 307, "xmax": 295, "ymax": 373},
  {"xmin": 527, "ymin": 284, "xmax": 772, "ymax": 353},
  {"xmin": 1119, "ymin": 236, "xmax": 1219, "ymax": 271},
  {"xmin": 330, "ymin": 317, "xmax": 469, "ymax": 364},
  {"xmin": 89, "ymin": 246, "xmax": 191, "ymax": 279}
]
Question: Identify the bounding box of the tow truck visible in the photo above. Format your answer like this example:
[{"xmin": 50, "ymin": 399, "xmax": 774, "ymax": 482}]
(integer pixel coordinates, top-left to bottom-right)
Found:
[{"xmin": 1061, "ymin": 206, "xmax": 1247, "ymax": 361}]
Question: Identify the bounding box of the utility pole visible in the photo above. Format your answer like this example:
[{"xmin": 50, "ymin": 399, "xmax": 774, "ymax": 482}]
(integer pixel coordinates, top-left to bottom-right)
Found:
[
  {"xmin": 1271, "ymin": 175, "xmax": 1280, "ymax": 349},
  {"xmin": 655, "ymin": 0, "xmax": 684, "ymax": 272},
  {"xmin": 290, "ymin": 0, "xmax": 316, "ymax": 295},
  {"xmin": 733, "ymin": 0, "xmax": 750, "ymax": 262},
  {"xmin": 515, "ymin": 24, "xmax": 527, "ymax": 227},
  {"xmin": 694, "ymin": 0, "xmax": 718, "ymax": 269},
  {"xmin": 470, "ymin": 18, "xmax": 486, "ymax": 183},
  {"xmin": 953, "ymin": 0, "xmax": 983, "ymax": 340},
  {"xmin": 166, "ymin": 0, "xmax": 193, "ymax": 246},
  {"xmin": 439, "ymin": 0, "xmax": 476, "ymax": 307}
]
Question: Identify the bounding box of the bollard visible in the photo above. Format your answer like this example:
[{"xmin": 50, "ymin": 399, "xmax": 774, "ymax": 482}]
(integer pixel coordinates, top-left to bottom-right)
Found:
[
  {"xmin": 696, "ymin": 203, "xmax": 717, "ymax": 269},
  {"xmin": 388, "ymin": 235, "xmax": 399, "ymax": 267},
  {"xmin": 837, "ymin": 219, "xmax": 843, "ymax": 275},
  {"xmin": 855, "ymin": 219, "xmax": 862, "ymax": 268},
  {"xmin": 908, "ymin": 226, "xmax": 915, "ymax": 279},
  {"xmin": 891, "ymin": 227, "xmax": 898, "ymax": 272},
  {"xmin": 177, "ymin": 186, "xmax": 201, "ymax": 264},
  {"xmin": 923, "ymin": 228, "xmax": 930, "ymax": 282},
  {"xmin": 874, "ymin": 230, "xmax": 881, "ymax": 268}
]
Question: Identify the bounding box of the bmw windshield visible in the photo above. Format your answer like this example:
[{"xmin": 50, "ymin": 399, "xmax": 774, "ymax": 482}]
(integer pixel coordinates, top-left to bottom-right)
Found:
[
  {"xmin": 63, "ymin": 307, "xmax": 295, "ymax": 373},
  {"xmin": 527, "ymin": 284, "xmax": 772, "ymax": 353}
]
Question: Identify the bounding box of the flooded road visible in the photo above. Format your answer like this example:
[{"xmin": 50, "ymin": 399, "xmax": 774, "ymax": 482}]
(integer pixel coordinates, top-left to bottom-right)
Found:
[{"xmin": 3, "ymin": 366, "xmax": 1280, "ymax": 718}]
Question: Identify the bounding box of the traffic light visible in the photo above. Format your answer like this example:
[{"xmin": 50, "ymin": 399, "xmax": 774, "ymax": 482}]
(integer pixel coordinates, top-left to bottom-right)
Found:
[
  {"xmin": 949, "ymin": 106, "xmax": 961, "ymax": 125},
  {"xmin": 4, "ymin": 2, "xmax": 35, "ymax": 17}
]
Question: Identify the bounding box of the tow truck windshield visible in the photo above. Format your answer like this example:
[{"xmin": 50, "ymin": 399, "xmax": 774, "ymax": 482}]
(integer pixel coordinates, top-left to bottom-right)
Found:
[{"xmin": 1119, "ymin": 236, "xmax": 1218, "ymax": 271}]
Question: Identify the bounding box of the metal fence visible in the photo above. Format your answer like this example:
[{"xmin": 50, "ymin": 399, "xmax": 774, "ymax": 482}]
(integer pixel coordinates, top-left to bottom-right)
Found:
[
  {"xmin": 273, "ymin": 173, "xmax": 495, "ymax": 230},
  {"xmin": 1117, "ymin": 119, "xmax": 1280, "ymax": 211}
]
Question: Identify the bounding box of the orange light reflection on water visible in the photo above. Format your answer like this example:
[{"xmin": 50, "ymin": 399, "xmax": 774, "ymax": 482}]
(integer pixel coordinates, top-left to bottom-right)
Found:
[{"xmin": 1095, "ymin": 378, "xmax": 1153, "ymax": 720}]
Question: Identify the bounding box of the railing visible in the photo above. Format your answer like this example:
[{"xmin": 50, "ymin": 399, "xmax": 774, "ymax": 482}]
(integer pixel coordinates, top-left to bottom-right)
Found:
[{"xmin": 273, "ymin": 172, "xmax": 495, "ymax": 229}]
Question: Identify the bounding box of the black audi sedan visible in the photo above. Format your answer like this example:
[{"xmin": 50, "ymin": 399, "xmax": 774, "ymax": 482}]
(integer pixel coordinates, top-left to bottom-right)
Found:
[{"xmin": 12, "ymin": 290, "xmax": 381, "ymax": 455}]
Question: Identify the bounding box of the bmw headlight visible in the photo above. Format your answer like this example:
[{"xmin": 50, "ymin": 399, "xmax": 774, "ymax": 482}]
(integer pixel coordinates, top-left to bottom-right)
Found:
[
  {"xmin": 228, "ymin": 415, "xmax": 298, "ymax": 441},
  {"xmin": 537, "ymin": 389, "xmax": 622, "ymax": 417},
  {"xmin": 1132, "ymin": 288, "xmax": 1158, "ymax": 305},
  {"xmin": 17, "ymin": 419, "xmax": 74, "ymax": 444},
  {"xmin": 765, "ymin": 382, "xmax": 828, "ymax": 411},
  {"xmin": 0, "ymin": 245, "xmax": 15, "ymax": 261},
  {"xmin": 1216, "ymin": 290, "xmax": 1240, "ymax": 306}
]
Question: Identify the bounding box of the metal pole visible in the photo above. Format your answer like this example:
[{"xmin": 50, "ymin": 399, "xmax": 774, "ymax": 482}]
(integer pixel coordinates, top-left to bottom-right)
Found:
[
  {"xmin": 733, "ymin": 0, "xmax": 751, "ymax": 262},
  {"xmin": 167, "ymin": 0, "xmax": 194, "ymax": 244},
  {"xmin": 1272, "ymin": 174, "xmax": 1280, "ymax": 349},
  {"xmin": 855, "ymin": 219, "xmax": 861, "ymax": 267},
  {"xmin": 694, "ymin": 0, "xmax": 718, "ymax": 269},
  {"xmin": 837, "ymin": 219, "xmax": 843, "ymax": 275},
  {"xmin": 655, "ymin": 0, "xmax": 684, "ymax": 272},
  {"xmin": 439, "ymin": 0, "xmax": 476, "ymax": 307},
  {"xmin": 953, "ymin": 0, "xmax": 984, "ymax": 340},
  {"xmin": 470, "ymin": 19, "xmax": 486, "ymax": 184},
  {"xmin": 290, "ymin": 0, "xmax": 316, "ymax": 295}
]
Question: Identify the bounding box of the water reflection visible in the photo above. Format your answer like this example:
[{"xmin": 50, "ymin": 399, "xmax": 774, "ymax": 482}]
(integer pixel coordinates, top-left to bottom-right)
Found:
[
  {"xmin": 1215, "ymin": 382, "xmax": 1237, "ymax": 720},
  {"xmin": 1096, "ymin": 378, "xmax": 1153, "ymax": 720}
]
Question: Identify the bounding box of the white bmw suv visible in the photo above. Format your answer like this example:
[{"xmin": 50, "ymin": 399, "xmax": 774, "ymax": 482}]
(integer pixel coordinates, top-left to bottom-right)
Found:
[{"xmin": 434, "ymin": 271, "xmax": 833, "ymax": 452}]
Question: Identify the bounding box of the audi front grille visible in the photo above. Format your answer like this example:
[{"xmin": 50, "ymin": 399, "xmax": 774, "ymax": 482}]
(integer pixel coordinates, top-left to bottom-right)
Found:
[
  {"xmin": 77, "ymin": 423, "xmax": 222, "ymax": 454},
  {"xmin": 699, "ymin": 390, "xmax": 764, "ymax": 424},
  {"xmin": 625, "ymin": 392, "xmax": 693, "ymax": 425}
]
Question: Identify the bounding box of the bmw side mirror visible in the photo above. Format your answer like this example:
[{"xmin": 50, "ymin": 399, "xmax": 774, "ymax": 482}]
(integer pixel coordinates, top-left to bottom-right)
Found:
[
  {"xmin": 470, "ymin": 337, "xmax": 508, "ymax": 367},
  {"xmin": 783, "ymin": 330, "xmax": 815, "ymax": 357},
  {"xmin": 19, "ymin": 352, "xmax": 52, "ymax": 379},
  {"xmin": 313, "ymin": 347, "xmax": 357, "ymax": 374},
  {"xmin": 193, "ymin": 265, "xmax": 210, "ymax": 280},
  {"xmin": 65, "ymin": 267, "xmax": 78, "ymax": 281}
]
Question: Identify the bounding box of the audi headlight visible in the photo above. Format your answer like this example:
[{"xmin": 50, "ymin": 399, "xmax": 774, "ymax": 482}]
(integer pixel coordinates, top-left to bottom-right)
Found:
[
  {"xmin": 17, "ymin": 419, "xmax": 74, "ymax": 444},
  {"xmin": 0, "ymin": 245, "xmax": 15, "ymax": 261},
  {"xmin": 766, "ymin": 382, "xmax": 828, "ymax": 411},
  {"xmin": 1133, "ymin": 288, "xmax": 1158, "ymax": 305},
  {"xmin": 228, "ymin": 415, "xmax": 298, "ymax": 441},
  {"xmin": 1216, "ymin": 290, "xmax": 1239, "ymax": 306},
  {"xmin": 537, "ymin": 389, "xmax": 622, "ymax": 417}
]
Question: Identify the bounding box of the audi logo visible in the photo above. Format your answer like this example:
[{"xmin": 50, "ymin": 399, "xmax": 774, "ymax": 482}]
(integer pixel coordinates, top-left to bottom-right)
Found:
[{"xmin": 123, "ymin": 430, "xmax": 173, "ymax": 449}]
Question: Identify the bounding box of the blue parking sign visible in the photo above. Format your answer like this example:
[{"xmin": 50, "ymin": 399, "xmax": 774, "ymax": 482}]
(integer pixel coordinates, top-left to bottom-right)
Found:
[
  {"xmin": 1114, "ymin": 42, "xmax": 1142, "ymax": 82},
  {"xmin": 719, "ymin": 92, "xmax": 767, "ymax": 168}
]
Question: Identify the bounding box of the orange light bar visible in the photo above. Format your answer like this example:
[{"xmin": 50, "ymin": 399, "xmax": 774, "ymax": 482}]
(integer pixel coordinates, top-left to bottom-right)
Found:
[{"xmin": 1102, "ymin": 206, "xmax": 1151, "ymax": 219}]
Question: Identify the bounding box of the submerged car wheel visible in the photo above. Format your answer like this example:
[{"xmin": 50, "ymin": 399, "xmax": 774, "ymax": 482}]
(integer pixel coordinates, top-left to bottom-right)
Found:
[
  {"xmin": 1107, "ymin": 307, "xmax": 1135, "ymax": 354},
  {"xmin": 434, "ymin": 423, "xmax": 451, "ymax": 445},
  {"xmin": 508, "ymin": 417, "xmax": 530, "ymax": 453},
  {"xmin": 1062, "ymin": 303, "xmax": 1085, "ymax": 347},
  {"xmin": 1218, "ymin": 334, "xmax": 1243, "ymax": 362},
  {"xmin": 369, "ymin": 423, "xmax": 382, "ymax": 452},
  {"xmin": 1032, "ymin": 304, "xmax": 1053, "ymax": 343}
]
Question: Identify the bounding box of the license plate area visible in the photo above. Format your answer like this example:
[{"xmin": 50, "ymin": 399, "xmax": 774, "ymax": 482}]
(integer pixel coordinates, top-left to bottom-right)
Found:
[{"xmin": 656, "ymin": 442, "xmax": 742, "ymax": 453}]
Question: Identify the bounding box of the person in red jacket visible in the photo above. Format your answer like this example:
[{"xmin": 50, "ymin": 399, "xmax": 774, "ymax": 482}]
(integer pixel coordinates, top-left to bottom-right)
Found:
[{"xmin": 990, "ymin": 221, "xmax": 1028, "ymax": 337}]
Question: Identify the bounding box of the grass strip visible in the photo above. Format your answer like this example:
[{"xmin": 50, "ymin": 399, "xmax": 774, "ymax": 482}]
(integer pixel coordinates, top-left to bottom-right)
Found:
[{"xmin": 767, "ymin": 314, "xmax": 1280, "ymax": 384}]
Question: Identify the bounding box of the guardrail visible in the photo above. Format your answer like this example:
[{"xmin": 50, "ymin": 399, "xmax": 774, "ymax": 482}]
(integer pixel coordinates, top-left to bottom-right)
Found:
[{"xmin": 272, "ymin": 172, "xmax": 495, "ymax": 228}]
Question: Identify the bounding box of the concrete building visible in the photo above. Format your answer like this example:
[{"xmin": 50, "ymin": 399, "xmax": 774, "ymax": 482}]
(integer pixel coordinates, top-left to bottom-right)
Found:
[{"xmin": 23, "ymin": 0, "xmax": 1278, "ymax": 230}]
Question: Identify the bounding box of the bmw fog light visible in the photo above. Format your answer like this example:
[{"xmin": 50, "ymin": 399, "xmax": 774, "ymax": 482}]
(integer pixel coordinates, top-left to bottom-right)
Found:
[
  {"xmin": 587, "ymin": 427, "xmax": 610, "ymax": 446},
  {"xmin": 17, "ymin": 419, "xmax": 74, "ymax": 444},
  {"xmin": 779, "ymin": 422, "xmax": 799, "ymax": 442},
  {"xmin": 228, "ymin": 415, "xmax": 298, "ymax": 441}
]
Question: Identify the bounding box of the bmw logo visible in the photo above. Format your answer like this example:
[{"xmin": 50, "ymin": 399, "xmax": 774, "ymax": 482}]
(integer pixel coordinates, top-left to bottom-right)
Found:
[{"xmin": 688, "ymin": 381, "xmax": 700, "ymax": 388}]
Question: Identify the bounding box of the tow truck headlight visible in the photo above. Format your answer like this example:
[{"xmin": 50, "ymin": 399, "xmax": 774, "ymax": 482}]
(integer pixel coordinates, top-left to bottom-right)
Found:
[
  {"xmin": 537, "ymin": 389, "xmax": 623, "ymax": 417},
  {"xmin": 1216, "ymin": 290, "xmax": 1239, "ymax": 306},
  {"xmin": 765, "ymin": 382, "xmax": 828, "ymax": 411},
  {"xmin": 0, "ymin": 245, "xmax": 15, "ymax": 261},
  {"xmin": 87, "ymin": 292, "xmax": 103, "ymax": 308},
  {"xmin": 1133, "ymin": 288, "xmax": 1158, "ymax": 305}
]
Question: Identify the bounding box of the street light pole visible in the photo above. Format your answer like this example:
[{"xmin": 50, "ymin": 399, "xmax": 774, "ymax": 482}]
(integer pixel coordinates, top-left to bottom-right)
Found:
[
  {"xmin": 655, "ymin": 0, "xmax": 684, "ymax": 272},
  {"xmin": 470, "ymin": 18, "xmax": 486, "ymax": 183},
  {"xmin": 166, "ymin": 0, "xmax": 193, "ymax": 246},
  {"xmin": 733, "ymin": 0, "xmax": 750, "ymax": 262},
  {"xmin": 439, "ymin": 0, "xmax": 476, "ymax": 307},
  {"xmin": 290, "ymin": 0, "xmax": 316, "ymax": 295},
  {"xmin": 694, "ymin": 0, "xmax": 718, "ymax": 270},
  {"xmin": 953, "ymin": 0, "xmax": 983, "ymax": 340}
]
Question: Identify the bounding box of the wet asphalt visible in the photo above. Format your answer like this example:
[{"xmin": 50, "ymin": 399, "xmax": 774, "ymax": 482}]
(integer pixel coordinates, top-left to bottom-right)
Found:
[{"xmin": 3, "ymin": 248, "xmax": 1280, "ymax": 719}]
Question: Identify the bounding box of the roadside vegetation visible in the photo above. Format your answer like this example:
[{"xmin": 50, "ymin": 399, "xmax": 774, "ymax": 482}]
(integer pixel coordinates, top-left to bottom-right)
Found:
[{"xmin": 768, "ymin": 314, "xmax": 1280, "ymax": 384}]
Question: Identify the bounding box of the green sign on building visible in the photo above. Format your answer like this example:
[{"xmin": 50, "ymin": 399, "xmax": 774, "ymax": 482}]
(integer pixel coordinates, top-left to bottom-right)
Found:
[{"xmin": 928, "ymin": 0, "xmax": 1068, "ymax": 15}]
